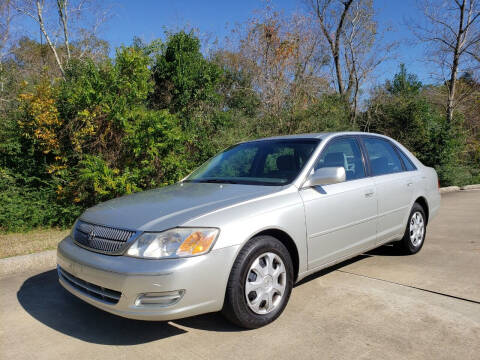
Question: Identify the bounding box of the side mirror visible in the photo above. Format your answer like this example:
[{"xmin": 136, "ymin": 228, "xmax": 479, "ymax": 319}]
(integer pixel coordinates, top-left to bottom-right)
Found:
[{"xmin": 303, "ymin": 167, "xmax": 346, "ymax": 187}]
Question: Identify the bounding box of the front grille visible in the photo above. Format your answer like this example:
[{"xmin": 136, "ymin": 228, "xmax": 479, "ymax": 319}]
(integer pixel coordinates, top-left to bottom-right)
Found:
[
  {"xmin": 73, "ymin": 220, "xmax": 136, "ymax": 254},
  {"xmin": 58, "ymin": 266, "xmax": 122, "ymax": 304}
]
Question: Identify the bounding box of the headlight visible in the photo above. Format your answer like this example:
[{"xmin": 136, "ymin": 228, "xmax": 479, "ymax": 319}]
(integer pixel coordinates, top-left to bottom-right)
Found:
[{"xmin": 126, "ymin": 228, "xmax": 219, "ymax": 259}]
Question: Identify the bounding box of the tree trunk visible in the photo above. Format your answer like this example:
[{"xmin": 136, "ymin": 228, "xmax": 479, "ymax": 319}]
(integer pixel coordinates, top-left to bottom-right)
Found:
[
  {"xmin": 447, "ymin": 53, "xmax": 460, "ymax": 124},
  {"xmin": 313, "ymin": 0, "xmax": 353, "ymax": 96},
  {"xmin": 333, "ymin": 0, "xmax": 353, "ymax": 95},
  {"xmin": 36, "ymin": 0, "xmax": 65, "ymax": 77},
  {"xmin": 447, "ymin": 0, "xmax": 466, "ymax": 124},
  {"xmin": 57, "ymin": 0, "xmax": 71, "ymax": 60},
  {"xmin": 333, "ymin": 50, "xmax": 344, "ymax": 94}
]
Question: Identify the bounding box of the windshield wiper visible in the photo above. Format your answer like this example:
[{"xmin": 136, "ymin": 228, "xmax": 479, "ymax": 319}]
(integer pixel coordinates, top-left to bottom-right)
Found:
[{"xmin": 199, "ymin": 179, "xmax": 239, "ymax": 184}]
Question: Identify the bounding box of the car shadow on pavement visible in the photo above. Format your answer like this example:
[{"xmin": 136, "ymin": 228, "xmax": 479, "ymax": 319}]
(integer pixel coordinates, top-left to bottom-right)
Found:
[
  {"xmin": 366, "ymin": 243, "xmax": 409, "ymax": 256},
  {"xmin": 172, "ymin": 312, "xmax": 244, "ymax": 332},
  {"xmin": 294, "ymin": 244, "xmax": 405, "ymax": 287},
  {"xmin": 17, "ymin": 244, "xmax": 402, "ymax": 343},
  {"xmin": 294, "ymin": 254, "xmax": 371, "ymax": 287},
  {"xmin": 17, "ymin": 269, "xmax": 189, "ymax": 345}
]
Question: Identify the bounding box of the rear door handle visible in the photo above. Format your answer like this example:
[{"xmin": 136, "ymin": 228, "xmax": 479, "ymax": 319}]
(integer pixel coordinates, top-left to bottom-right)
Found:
[{"xmin": 406, "ymin": 182, "xmax": 413, "ymax": 187}]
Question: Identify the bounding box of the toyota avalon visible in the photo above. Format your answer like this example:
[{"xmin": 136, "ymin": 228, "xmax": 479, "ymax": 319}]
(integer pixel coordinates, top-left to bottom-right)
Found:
[{"xmin": 57, "ymin": 132, "xmax": 441, "ymax": 328}]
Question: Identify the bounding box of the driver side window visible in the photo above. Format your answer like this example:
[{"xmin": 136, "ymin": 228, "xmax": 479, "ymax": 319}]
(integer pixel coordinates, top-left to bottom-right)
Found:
[{"xmin": 314, "ymin": 138, "xmax": 366, "ymax": 181}]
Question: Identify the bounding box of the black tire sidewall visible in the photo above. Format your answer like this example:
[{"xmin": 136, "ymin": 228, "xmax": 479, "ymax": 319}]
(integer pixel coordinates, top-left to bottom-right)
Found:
[
  {"xmin": 402, "ymin": 203, "xmax": 427, "ymax": 254},
  {"xmin": 223, "ymin": 235, "xmax": 293, "ymax": 329}
]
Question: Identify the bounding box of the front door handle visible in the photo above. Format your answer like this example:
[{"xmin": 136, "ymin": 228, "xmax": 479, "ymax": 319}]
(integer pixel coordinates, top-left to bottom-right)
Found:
[
  {"xmin": 364, "ymin": 189, "xmax": 375, "ymax": 198},
  {"xmin": 406, "ymin": 182, "xmax": 413, "ymax": 187}
]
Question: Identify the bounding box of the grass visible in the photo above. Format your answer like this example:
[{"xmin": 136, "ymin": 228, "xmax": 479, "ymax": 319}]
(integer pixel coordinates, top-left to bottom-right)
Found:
[{"xmin": 0, "ymin": 228, "xmax": 70, "ymax": 259}]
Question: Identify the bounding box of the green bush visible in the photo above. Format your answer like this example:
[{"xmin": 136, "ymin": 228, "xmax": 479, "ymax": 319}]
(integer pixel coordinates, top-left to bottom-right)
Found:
[
  {"xmin": 0, "ymin": 169, "xmax": 81, "ymax": 232},
  {"xmin": 151, "ymin": 31, "xmax": 222, "ymax": 115}
]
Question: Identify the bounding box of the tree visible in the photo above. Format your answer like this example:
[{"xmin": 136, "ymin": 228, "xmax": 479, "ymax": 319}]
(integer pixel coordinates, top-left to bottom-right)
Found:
[
  {"xmin": 225, "ymin": 9, "xmax": 329, "ymax": 120},
  {"xmin": 0, "ymin": 0, "xmax": 15, "ymax": 103},
  {"xmin": 423, "ymin": 72, "xmax": 480, "ymax": 171},
  {"xmin": 12, "ymin": 0, "xmax": 110, "ymax": 77},
  {"xmin": 308, "ymin": 0, "xmax": 354, "ymax": 96},
  {"xmin": 0, "ymin": 0, "xmax": 14, "ymax": 62},
  {"xmin": 13, "ymin": 0, "xmax": 66, "ymax": 75},
  {"xmin": 413, "ymin": 0, "xmax": 480, "ymax": 124},
  {"xmin": 54, "ymin": 46, "xmax": 187, "ymax": 206},
  {"xmin": 213, "ymin": 50, "xmax": 261, "ymax": 119},
  {"xmin": 364, "ymin": 65, "xmax": 473, "ymax": 186},
  {"xmin": 151, "ymin": 31, "xmax": 222, "ymax": 115},
  {"xmin": 386, "ymin": 64, "xmax": 423, "ymax": 96},
  {"xmin": 307, "ymin": 0, "xmax": 395, "ymax": 120}
]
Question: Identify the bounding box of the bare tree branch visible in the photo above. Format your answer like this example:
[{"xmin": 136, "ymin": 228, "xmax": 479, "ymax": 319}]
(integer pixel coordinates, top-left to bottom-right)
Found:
[
  {"xmin": 308, "ymin": 0, "xmax": 397, "ymax": 121},
  {"xmin": 12, "ymin": 0, "xmax": 65, "ymax": 76},
  {"xmin": 311, "ymin": 0, "xmax": 354, "ymax": 95},
  {"xmin": 413, "ymin": 0, "xmax": 480, "ymax": 123},
  {"xmin": 12, "ymin": 0, "xmax": 111, "ymax": 77}
]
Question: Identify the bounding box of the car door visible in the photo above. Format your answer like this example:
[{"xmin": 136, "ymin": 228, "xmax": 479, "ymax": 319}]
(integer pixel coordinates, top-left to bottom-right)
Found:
[
  {"xmin": 361, "ymin": 136, "xmax": 414, "ymax": 245},
  {"xmin": 299, "ymin": 136, "xmax": 378, "ymax": 270}
]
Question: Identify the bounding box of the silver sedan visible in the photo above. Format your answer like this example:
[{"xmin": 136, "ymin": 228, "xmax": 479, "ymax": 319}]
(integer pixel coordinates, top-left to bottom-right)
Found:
[{"xmin": 57, "ymin": 132, "xmax": 441, "ymax": 328}]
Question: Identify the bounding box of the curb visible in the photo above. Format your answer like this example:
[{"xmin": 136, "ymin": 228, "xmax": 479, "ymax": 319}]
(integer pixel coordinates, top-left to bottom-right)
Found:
[
  {"xmin": 439, "ymin": 184, "xmax": 480, "ymax": 194},
  {"xmin": 0, "ymin": 250, "xmax": 56, "ymax": 278},
  {"xmin": 439, "ymin": 186, "xmax": 460, "ymax": 194},
  {"xmin": 460, "ymin": 184, "xmax": 480, "ymax": 190}
]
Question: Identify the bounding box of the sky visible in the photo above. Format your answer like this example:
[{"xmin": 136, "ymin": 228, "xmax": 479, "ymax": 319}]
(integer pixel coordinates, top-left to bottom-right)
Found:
[
  {"xmin": 98, "ymin": 0, "xmax": 432, "ymax": 86},
  {"xmin": 19, "ymin": 0, "xmax": 433, "ymax": 86}
]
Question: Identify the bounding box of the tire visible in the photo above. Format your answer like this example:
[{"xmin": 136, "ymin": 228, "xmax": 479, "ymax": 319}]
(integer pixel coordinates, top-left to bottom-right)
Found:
[
  {"xmin": 221, "ymin": 235, "xmax": 294, "ymax": 329},
  {"xmin": 395, "ymin": 203, "xmax": 427, "ymax": 255}
]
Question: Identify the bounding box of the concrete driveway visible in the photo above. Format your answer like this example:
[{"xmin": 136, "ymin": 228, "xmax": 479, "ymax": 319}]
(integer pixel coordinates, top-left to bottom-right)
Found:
[{"xmin": 1, "ymin": 191, "xmax": 479, "ymax": 360}]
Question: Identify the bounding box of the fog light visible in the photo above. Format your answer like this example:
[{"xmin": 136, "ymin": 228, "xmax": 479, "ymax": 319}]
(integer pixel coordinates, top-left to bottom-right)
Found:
[{"xmin": 135, "ymin": 290, "xmax": 185, "ymax": 307}]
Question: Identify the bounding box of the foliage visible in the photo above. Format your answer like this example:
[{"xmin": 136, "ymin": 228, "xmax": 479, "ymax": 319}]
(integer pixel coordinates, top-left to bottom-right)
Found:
[
  {"xmin": 214, "ymin": 50, "xmax": 261, "ymax": 117},
  {"xmin": 364, "ymin": 65, "xmax": 477, "ymax": 186},
  {"xmin": 227, "ymin": 9, "xmax": 328, "ymax": 118},
  {"xmin": 290, "ymin": 94, "xmax": 355, "ymax": 133},
  {"xmin": 0, "ymin": 169, "xmax": 80, "ymax": 232},
  {"xmin": 18, "ymin": 81, "xmax": 62, "ymax": 158},
  {"xmin": 151, "ymin": 31, "xmax": 222, "ymax": 116},
  {"xmin": 0, "ymin": 31, "xmax": 479, "ymax": 232},
  {"xmin": 0, "ymin": 41, "xmax": 191, "ymax": 231},
  {"xmin": 386, "ymin": 64, "xmax": 422, "ymax": 96},
  {"xmin": 55, "ymin": 47, "xmax": 188, "ymax": 208}
]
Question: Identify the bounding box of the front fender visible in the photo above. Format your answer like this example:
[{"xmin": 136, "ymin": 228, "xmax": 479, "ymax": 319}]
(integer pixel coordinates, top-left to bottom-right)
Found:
[{"xmin": 183, "ymin": 186, "xmax": 308, "ymax": 276}]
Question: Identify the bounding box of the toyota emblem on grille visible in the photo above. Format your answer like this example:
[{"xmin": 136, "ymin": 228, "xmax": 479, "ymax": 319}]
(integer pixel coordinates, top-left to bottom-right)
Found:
[{"xmin": 88, "ymin": 230, "xmax": 96, "ymax": 243}]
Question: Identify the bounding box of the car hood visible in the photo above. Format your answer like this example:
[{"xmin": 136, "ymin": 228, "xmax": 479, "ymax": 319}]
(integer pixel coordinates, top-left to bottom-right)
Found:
[{"xmin": 80, "ymin": 182, "xmax": 283, "ymax": 231}]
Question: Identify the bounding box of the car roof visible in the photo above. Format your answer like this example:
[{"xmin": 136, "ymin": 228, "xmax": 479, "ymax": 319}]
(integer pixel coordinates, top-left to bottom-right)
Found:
[
  {"xmin": 257, "ymin": 133, "xmax": 330, "ymax": 140},
  {"xmin": 245, "ymin": 131, "xmax": 386, "ymax": 142}
]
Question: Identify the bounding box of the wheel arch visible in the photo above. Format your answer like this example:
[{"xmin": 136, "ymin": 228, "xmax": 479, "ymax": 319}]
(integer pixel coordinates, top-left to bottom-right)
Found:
[
  {"xmin": 251, "ymin": 228, "xmax": 300, "ymax": 282},
  {"xmin": 414, "ymin": 196, "xmax": 429, "ymax": 224}
]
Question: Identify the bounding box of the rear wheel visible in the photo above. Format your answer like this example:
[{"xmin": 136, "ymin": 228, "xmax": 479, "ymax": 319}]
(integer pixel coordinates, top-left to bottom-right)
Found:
[
  {"xmin": 395, "ymin": 203, "xmax": 427, "ymax": 254},
  {"xmin": 221, "ymin": 235, "xmax": 293, "ymax": 329}
]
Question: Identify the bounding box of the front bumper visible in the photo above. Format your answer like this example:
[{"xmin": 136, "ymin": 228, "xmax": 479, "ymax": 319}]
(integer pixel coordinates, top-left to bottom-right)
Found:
[{"xmin": 57, "ymin": 236, "xmax": 239, "ymax": 321}]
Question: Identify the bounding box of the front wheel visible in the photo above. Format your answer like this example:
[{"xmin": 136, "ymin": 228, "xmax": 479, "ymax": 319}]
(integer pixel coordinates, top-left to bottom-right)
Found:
[
  {"xmin": 221, "ymin": 235, "xmax": 293, "ymax": 329},
  {"xmin": 395, "ymin": 203, "xmax": 427, "ymax": 254}
]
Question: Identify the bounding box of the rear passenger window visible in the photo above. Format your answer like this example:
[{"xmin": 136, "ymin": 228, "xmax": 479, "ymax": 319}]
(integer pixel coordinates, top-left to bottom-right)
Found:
[
  {"xmin": 396, "ymin": 148, "xmax": 417, "ymax": 171},
  {"xmin": 315, "ymin": 138, "xmax": 366, "ymax": 180},
  {"xmin": 363, "ymin": 138, "xmax": 403, "ymax": 176}
]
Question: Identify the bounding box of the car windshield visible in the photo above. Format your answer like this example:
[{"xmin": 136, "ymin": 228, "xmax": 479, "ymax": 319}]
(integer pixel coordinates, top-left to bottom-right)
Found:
[{"xmin": 185, "ymin": 139, "xmax": 320, "ymax": 185}]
